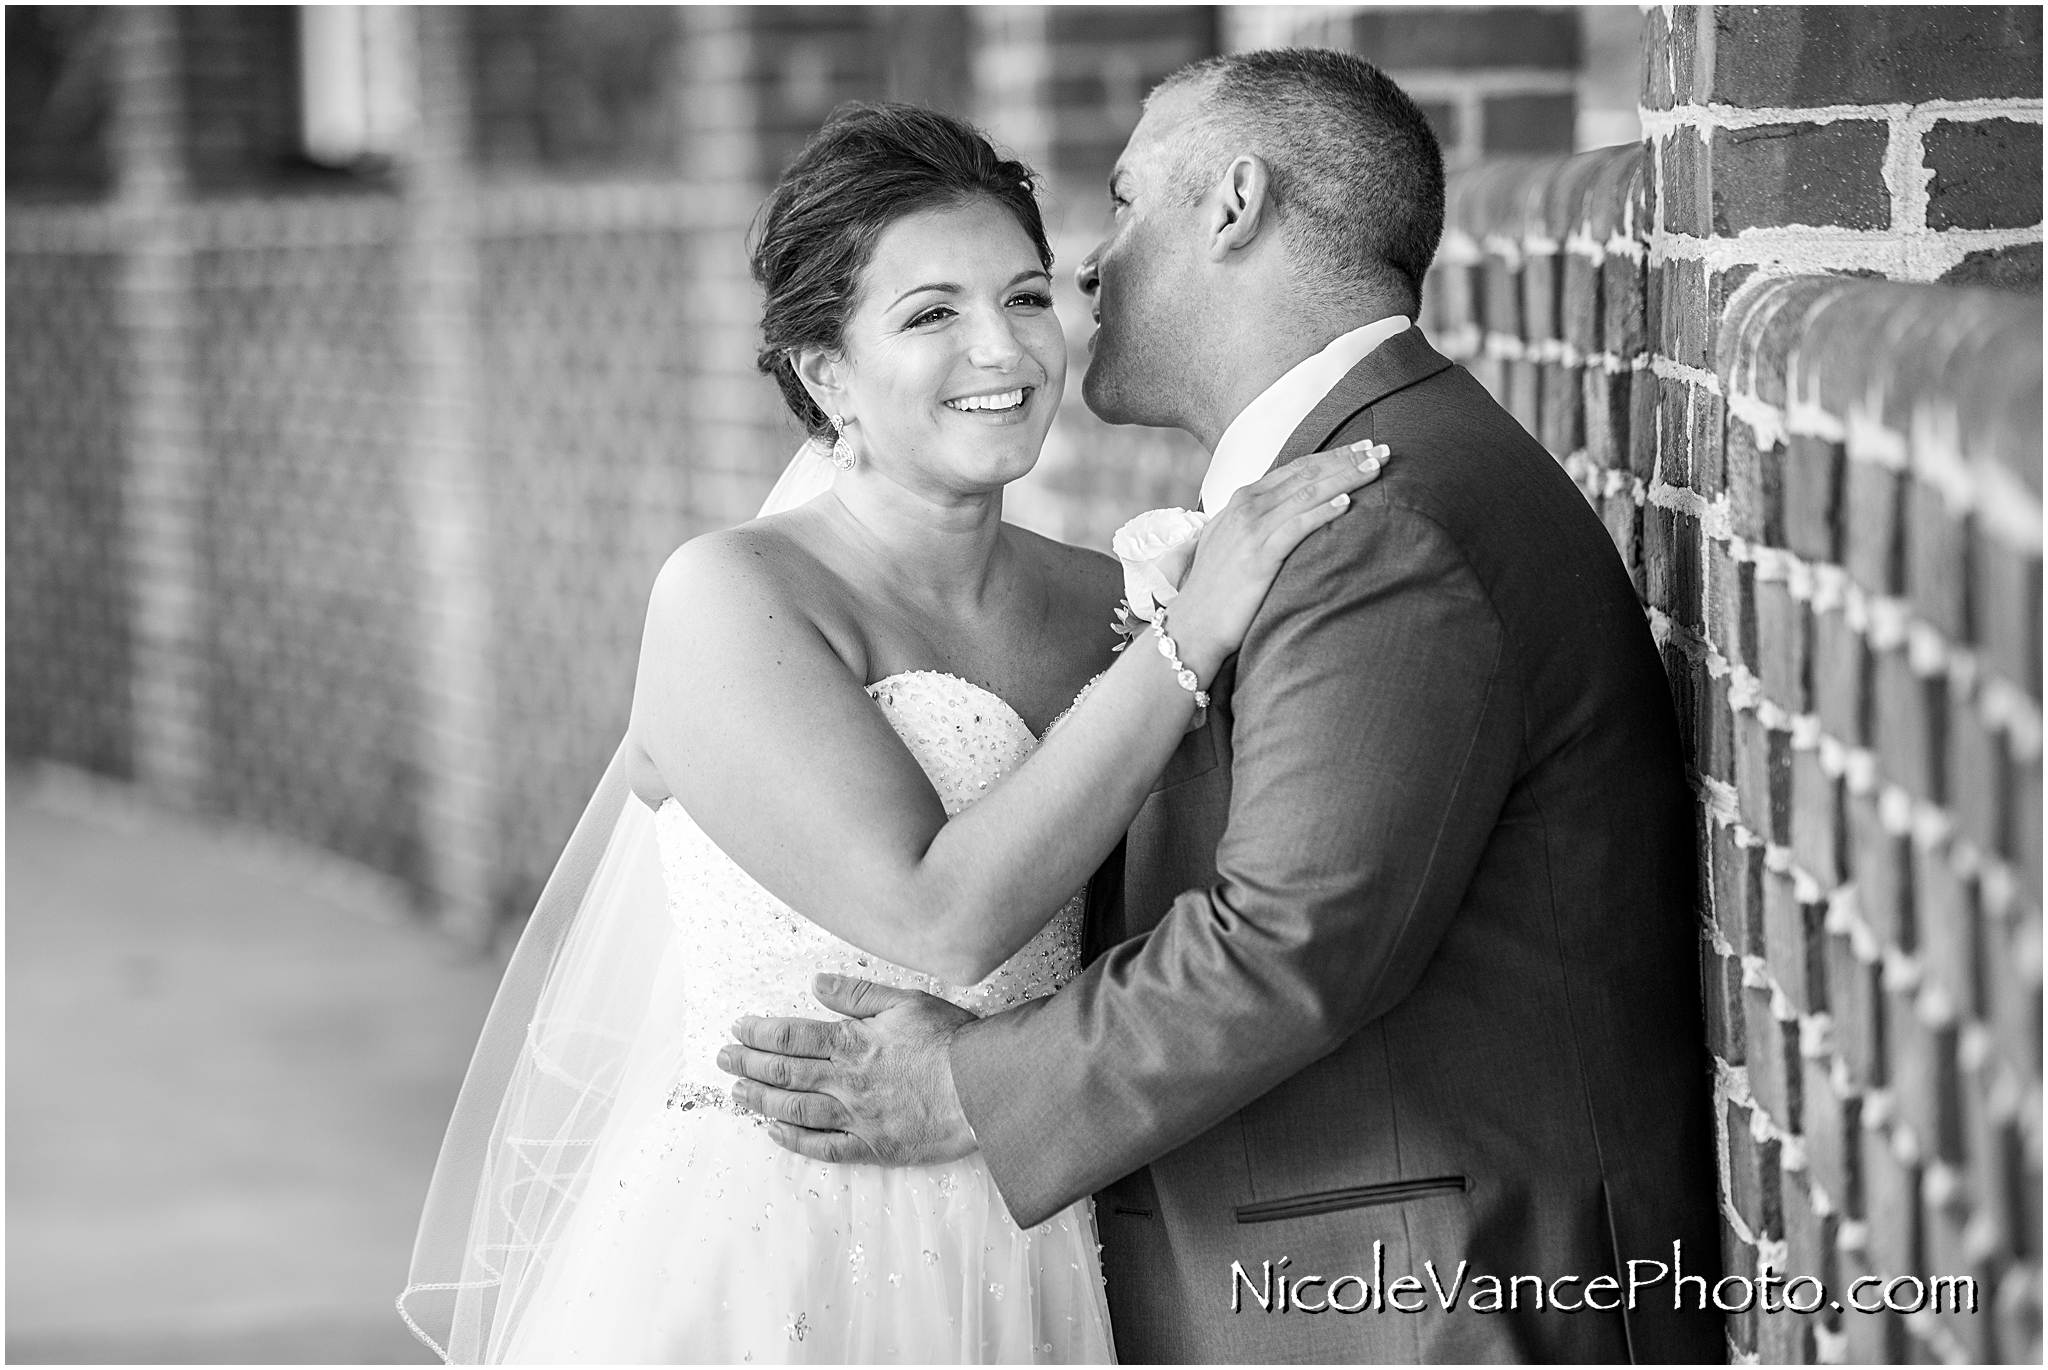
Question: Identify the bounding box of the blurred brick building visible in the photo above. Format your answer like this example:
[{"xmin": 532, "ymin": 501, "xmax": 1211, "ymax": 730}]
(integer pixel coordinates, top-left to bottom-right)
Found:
[
  {"xmin": 7, "ymin": 9, "xmax": 2040, "ymax": 1362},
  {"xmin": 7, "ymin": 4, "xmax": 1629, "ymax": 937}
]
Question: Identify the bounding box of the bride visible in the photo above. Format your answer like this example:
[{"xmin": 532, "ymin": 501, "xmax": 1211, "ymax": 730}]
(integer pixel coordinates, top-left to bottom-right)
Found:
[{"xmin": 399, "ymin": 102, "xmax": 1385, "ymax": 1364}]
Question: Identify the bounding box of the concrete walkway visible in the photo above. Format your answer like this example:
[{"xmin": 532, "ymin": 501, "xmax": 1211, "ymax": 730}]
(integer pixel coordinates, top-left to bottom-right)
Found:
[{"xmin": 7, "ymin": 769, "xmax": 505, "ymax": 1363}]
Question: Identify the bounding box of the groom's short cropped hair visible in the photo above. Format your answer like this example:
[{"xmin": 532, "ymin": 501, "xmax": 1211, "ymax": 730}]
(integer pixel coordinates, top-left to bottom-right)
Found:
[{"xmin": 1153, "ymin": 49, "xmax": 1445, "ymax": 314}]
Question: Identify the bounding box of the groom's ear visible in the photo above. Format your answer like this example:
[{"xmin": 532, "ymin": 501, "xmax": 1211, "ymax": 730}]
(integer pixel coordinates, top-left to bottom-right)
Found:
[{"xmin": 1204, "ymin": 153, "xmax": 1274, "ymax": 262}]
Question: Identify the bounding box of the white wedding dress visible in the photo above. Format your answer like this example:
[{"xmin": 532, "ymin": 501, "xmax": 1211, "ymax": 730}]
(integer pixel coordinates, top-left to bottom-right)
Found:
[{"xmin": 500, "ymin": 670, "xmax": 1115, "ymax": 1363}]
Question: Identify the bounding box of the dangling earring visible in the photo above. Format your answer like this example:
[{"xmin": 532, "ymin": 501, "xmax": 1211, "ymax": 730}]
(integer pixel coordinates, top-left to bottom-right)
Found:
[{"xmin": 828, "ymin": 414, "xmax": 856, "ymax": 471}]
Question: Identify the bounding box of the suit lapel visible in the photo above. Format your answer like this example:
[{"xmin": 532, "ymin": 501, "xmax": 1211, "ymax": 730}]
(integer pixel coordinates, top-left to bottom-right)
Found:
[
  {"xmin": 1082, "ymin": 836, "xmax": 1127, "ymax": 962},
  {"xmin": 1118, "ymin": 332, "xmax": 1454, "ymax": 939},
  {"xmin": 1273, "ymin": 327, "xmax": 1455, "ymax": 469}
]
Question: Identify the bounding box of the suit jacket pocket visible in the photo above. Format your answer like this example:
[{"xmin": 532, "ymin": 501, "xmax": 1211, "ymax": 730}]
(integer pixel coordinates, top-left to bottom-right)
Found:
[{"xmin": 1234, "ymin": 1175, "xmax": 1469, "ymax": 1224}]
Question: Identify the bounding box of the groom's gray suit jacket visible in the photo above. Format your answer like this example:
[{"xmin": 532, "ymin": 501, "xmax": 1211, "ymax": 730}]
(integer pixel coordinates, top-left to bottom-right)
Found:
[{"xmin": 951, "ymin": 329, "xmax": 1724, "ymax": 1363}]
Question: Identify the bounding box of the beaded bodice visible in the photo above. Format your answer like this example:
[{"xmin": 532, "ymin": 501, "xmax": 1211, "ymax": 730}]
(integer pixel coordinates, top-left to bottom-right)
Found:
[{"xmin": 654, "ymin": 670, "xmax": 1087, "ymax": 1102}]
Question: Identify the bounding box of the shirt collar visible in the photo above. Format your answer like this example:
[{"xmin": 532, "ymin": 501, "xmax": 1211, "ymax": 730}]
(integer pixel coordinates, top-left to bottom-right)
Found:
[{"xmin": 1198, "ymin": 315, "xmax": 1411, "ymax": 515}]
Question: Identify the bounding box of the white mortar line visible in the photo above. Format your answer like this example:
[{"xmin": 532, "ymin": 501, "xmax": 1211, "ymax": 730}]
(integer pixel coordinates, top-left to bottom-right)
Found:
[
  {"xmin": 1727, "ymin": 383, "xmax": 2045, "ymax": 558},
  {"xmin": 1691, "ymin": 759, "xmax": 2033, "ymax": 1188},
  {"xmin": 1650, "ymin": 224, "xmax": 2042, "ymax": 283},
  {"xmin": 1650, "ymin": 354, "xmax": 1723, "ymax": 394},
  {"xmin": 1728, "ymin": 517, "xmax": 2041, "ymax": 757},
  {"xmin": 1481, "ymin": 232, "xmax": 1525, "ymax": 269},
  {"xmin": 1885, "ymin": 112, "xmax": 1934, "ymax": 237},
  {"xmin": 1641, "ymin": 97, "xmax": 2044, "ymax": 138},
  {"xmin": 1662, "ymin": 594, "xmax": 2040, "ymax": 908}
]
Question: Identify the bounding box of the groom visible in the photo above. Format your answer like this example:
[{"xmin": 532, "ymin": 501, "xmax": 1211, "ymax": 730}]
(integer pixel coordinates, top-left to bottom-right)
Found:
[{"xmin": 723, "ymin": 50, "xmax": 1723, "ymax": 1362}]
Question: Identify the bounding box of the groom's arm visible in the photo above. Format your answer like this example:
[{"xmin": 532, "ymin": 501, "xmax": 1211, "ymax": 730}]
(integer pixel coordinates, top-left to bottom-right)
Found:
[{"xmin": 950, "ymin": 495, "xmax": 1524, "ymax": 1228}]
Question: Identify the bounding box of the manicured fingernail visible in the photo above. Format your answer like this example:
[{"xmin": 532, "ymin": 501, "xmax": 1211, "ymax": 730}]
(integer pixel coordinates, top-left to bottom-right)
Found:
[
  {"xmin": 1346, "ymin": 438, "xmax": 1374, "ymax": 451},
  {"xmin": 1360, "ymin": 456, "xmax": 1381, "ymax": 477},
  {"xmin": 1330, "ymin": 492, "xmax": 1350, "ymax": 508}
]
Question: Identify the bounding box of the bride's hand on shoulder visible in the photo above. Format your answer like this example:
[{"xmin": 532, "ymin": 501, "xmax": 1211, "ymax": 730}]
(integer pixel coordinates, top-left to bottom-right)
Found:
[{"xmin": 1167, "ymin": 440, "xmax": 1390, "ymax": 677}]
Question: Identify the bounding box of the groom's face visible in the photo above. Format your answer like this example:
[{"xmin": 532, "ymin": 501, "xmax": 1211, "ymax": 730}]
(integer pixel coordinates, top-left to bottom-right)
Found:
[{"xmin": 1078, "ymin": 86, "xmax": 1209, "ymax": 429}]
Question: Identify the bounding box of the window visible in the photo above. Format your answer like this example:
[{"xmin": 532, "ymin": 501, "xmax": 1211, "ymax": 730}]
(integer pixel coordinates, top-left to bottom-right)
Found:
[{"xmin": 298, "ymin": 6, "xmax": 411, "ymax": 166}]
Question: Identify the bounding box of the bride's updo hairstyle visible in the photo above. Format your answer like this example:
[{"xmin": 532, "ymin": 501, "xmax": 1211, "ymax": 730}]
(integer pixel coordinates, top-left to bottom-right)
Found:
[{"xmin": 751, "ymin": 103, "xmax": 1052, "ymax": 441}]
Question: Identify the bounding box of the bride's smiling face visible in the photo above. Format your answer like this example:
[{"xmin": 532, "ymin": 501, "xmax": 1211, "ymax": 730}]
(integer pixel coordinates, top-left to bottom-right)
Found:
[{"xmin": 800, "ymin": 197, "xmax": 1066, "ymax": 497}]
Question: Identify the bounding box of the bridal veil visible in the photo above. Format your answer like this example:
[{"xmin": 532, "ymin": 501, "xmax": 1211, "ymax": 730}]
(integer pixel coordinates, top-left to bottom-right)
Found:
[{"xmin": 398, "ymin": 441, "xmax": 838, "ymax": 1362}]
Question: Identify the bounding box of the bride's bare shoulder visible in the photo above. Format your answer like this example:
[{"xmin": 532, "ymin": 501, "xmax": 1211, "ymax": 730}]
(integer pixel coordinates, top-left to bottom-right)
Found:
[
  {"xmin": 629, "ymin": 515, "xmax": 860, "ymax": 804},
  {"xmin": 648, "ymin": 515, "xmax": 834, "ymax": 623}
]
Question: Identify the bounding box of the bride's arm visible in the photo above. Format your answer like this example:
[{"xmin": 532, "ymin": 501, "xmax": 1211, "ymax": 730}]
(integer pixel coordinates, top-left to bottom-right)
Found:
[{"xmin": 632, "ymin": 444, "xmax": 1384, "ymax": 985}]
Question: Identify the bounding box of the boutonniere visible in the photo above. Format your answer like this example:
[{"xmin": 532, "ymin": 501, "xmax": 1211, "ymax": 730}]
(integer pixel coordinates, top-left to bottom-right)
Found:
[
  {"xmin": 1109, "ymin": 506, "xmax": 1214, "ymax": 732},
  {"xmin": 1109, "ymin": 506, "xmax": 1211, "ymax": 652}
]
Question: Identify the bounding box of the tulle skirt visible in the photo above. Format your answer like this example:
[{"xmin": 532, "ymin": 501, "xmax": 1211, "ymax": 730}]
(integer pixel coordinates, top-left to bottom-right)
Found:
[{"xmin": 502, "ymin": 1100, "xmax": 1115, "ymax": 1363}]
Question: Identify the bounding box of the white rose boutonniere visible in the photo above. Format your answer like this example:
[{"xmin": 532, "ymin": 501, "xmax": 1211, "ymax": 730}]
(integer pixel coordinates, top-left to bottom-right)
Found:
[
  {"xmin": 1111, "ymin": 506, "xmax": 1211, "ymax": 632},
  {"xmin": 1109, "ymin": 506, "xmax": 1213, "ymax": 729}
]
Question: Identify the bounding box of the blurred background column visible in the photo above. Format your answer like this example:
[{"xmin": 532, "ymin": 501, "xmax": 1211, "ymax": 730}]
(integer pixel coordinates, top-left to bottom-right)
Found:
[
  {"xmin": 1223, "ymin": 5, "xmax": 1642, "ymax": 166},
  {"xmin": 674, "ymin": 5, "xmax": 781, "ymax": 534},
  {"xmin": 973, "ymin": 6, "xmax": 1221, "ymax": 545},
  {"xmin": 112, "ymin": 6, "xmax": 207, "ymax": 807},
  {"xmin": 399, "ymin": 7, "xmax": 497, "ymax": 945}
]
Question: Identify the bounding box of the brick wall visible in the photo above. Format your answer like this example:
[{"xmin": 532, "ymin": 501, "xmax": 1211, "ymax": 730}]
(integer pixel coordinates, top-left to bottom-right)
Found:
[
  {"xmin": 1644, "ymin": 5, "xmax": 2042, "ymax": 286},
  {"xmin": 189, "ymin": 225, "xmax": 422, "ymax": 885},
  {"xmin": 1711, "ymin": 274, "xmax": 2040, "ymax": 1365},
  {"xmin": 1425, "ymin": 6, "xmax": 2042, "ymax": 1362},
  {"xmin": 5, "ymin": 247, "xmax": 132, "ymax": 775},
  {"xmin": 5, "ymin": 8, "xmax": 793, "ymax": 930}
]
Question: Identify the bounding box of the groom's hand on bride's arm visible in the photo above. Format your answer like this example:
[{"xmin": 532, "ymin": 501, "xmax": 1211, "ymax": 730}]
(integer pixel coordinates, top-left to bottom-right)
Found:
[{"xmin": 718, "ymin": 974, "xmax": 980, "ymax": 1166}]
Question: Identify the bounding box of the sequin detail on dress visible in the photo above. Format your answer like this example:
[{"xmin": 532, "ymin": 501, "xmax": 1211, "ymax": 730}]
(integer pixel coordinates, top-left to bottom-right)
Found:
[
  {"xmin": 499, "ymin": 671, "xmax": 1113, "ymax": 1363},
  {"xmin": 653, "ymin": 671, "xmax": 1087, "ymax": 1111}
]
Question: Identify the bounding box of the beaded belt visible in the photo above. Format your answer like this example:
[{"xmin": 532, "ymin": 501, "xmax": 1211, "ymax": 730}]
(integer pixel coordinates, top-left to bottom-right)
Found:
[{"xmin": 665, "ymin": 1079, "xmax": 769, "ymax": 1128}]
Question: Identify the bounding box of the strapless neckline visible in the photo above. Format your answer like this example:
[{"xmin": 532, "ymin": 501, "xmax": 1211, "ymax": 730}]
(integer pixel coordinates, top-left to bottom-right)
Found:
[
  {"xmin": 632, "ymin": 670, "xmax": 1041, "ymax": 816},
  {"xmin": 648, "ymin": 665, "xmax": 1089, "ymax": 1060},
  {"xmin": 865, "ymin": 669, "xmax": 1039, "ymax": 741}
]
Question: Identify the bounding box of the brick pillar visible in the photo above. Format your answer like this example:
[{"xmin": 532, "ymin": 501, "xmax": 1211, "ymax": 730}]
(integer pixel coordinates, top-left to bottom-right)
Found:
[
  {"xmin": 1639, "ymin": 7, "xmax": 2043, "ymax": 1363},
  {"xmin": 1430, "ymin": 8, "xmax": 2041, "ymax": 1362},
  {"xmin": 1722, "ymin": 278, "xmax": 2042, "ymax": 1367},
  {"xmin": 674, "ymin": 6, "xmax": 776, "ymax": 534},
  {"xmin": 1645, "ymin": 6, "xmax": 2043, "ymax": 289},
  {"xmin": 1226, "ymin": 6, "xmax": 1583, "ymax": 169},
  {"xmin": 872, "ymin": 6, "xmax": 973, "ymax": 116},
  {"xmin": 111, "ymin": 6, "xmax": 207, "ymax": 807},
  {"xmin": 670, "ymin": 6, "xmax": 961, "ymax": 535},
  {"xmin": 399, "ymin": 7, "xmax": 498, "ymax": 943},
  {"xmin": 973, "ymin": 7, "xmax": 1219, "ymax": 546}
]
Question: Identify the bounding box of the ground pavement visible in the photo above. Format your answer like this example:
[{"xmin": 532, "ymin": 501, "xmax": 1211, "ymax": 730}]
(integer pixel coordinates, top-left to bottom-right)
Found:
[{"xmin": 7, "ymin": 767, "xmax": 504, "ymax": 1363}]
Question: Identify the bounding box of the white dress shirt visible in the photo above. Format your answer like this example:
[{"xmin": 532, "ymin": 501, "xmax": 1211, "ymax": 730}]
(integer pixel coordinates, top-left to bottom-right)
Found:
[{"xmin": 1197, "ymin": 314, "xmax": 1411, "ymax": 515}]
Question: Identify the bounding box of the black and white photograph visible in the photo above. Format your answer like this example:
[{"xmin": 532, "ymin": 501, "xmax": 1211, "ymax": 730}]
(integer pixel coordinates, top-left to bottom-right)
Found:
[{"xmin": 6, "ymin": 4, "xmax": 2042, "ymax": 1365}]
